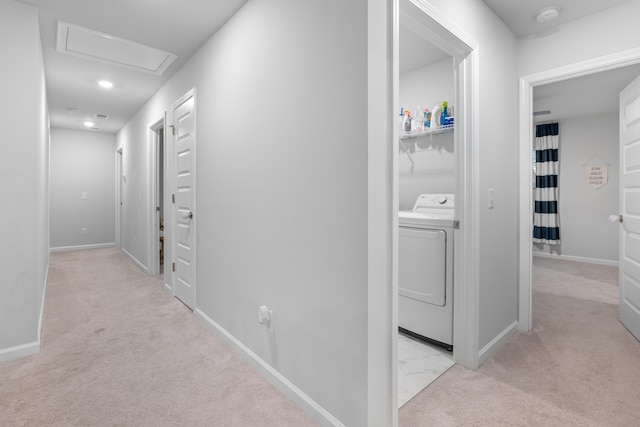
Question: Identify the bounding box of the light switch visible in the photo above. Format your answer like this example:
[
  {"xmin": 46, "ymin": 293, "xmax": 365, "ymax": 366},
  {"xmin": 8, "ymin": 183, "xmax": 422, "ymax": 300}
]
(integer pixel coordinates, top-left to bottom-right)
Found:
[{"xmin": 81, "ymin": 192, "xmax": 88, "ymax": 200}]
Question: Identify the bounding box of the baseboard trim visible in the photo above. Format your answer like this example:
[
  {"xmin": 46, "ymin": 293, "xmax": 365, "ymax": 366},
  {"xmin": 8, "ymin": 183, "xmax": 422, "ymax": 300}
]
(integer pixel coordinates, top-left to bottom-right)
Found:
[
  {"xmin": 194, "ymin": 308, "xmax": 343, "ymax": 427},
  {"xmin": 122, "ymin": 248, "xmax": 149, "ymax": 274},
  {"xmin": 163, "ymin": 282, "xmax": 173, "ymax": 293},
  {"xmin": 0, "ymin": 342, "xmax": 40, "ymax": 364},
  {"xmin": 50, "ymin": 242, "xmax": 116, "ymax": 252},
  {"xmin": 478, "ymin": 320, "xmax": 518, "ymax": 365},
  {"xmin": 533, "ymin": 251, "xmax": 618, "ymax": 267}
]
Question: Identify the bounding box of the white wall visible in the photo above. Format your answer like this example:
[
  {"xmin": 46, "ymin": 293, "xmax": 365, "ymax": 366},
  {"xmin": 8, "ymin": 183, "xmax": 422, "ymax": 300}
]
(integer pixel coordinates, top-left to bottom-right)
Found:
[
  {"xmin": 518, "ymin": 0, "xmax": 640, "ymax": 76},
  {"xmin": 426, "ymin": 0, "xmax": 520, "ymax": 353},
  {"xmin": 533, "ymin": 113, "xmax": 619, "ymax": 262},
  {"xmin": 50, "ymin": 128, "xmax": 116, "ymax": 250},
  {"xmin": 117, "ymin": 0, "xmax": 369, "ymax": 424},
  {"xmin": 399, "ymin": 58, "xmax": 454, "ymax": 209},
  {"xmin": 0, "ymin": 0, "xmax": 49, "ymax": 361}
]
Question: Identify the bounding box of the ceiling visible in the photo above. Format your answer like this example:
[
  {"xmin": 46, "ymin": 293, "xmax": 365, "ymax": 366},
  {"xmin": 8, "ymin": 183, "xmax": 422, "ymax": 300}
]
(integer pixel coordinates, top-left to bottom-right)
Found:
[
  {"xmin": 533, "ymin": 64, "xmax": 640, "ymax": 123},
  {"xmin": 482, "ymin": 0, "xmax": 632, "ymax": 38},
  {"xmin": 401, "ymin": 0, "xmax": 640, "ymax": 123},
  {"xmin": 17, "ymin": 0, "xmax": 248, "ymax": 133},
  {"xmin": 399, "ymin": 25, "xmax": 450, "ymax": 74},
  {"xmin": 16, "ymin": 0, "xmax": 640, "ymax": 134}
]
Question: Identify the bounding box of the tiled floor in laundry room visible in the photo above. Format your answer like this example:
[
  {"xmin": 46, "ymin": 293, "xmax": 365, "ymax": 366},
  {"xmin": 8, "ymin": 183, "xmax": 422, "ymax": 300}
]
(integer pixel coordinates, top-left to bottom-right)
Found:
[{"xmin": 397, "ymin": 333, "xmax": 454, "ymax": 407}]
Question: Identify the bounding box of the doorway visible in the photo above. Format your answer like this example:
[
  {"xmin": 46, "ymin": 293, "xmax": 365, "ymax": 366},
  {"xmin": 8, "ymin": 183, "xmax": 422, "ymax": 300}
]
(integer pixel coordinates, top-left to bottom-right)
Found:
[
  {"xmin": 149, "ymin": 118, "xmax": 166, "ymax": 277},
  {"xmin": 393, "ymin": 0, "xmax": 479, "ymax": 410},
  {"xmin": 116, "ymin": 148, "xmax": 123, "ymax": 248},
  {"xmin": 518, "ymin": 50, "xmax": 640, "ymax": 331}
]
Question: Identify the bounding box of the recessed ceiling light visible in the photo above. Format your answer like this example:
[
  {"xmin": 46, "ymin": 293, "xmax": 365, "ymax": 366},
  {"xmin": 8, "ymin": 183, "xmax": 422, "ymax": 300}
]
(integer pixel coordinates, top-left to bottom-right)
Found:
[
  {"xmin": 83, "ymin": 121, "xmax": 95, "ymax": 127},
  {"xmin": 98, "ymin": 80, "xmax": 113, "ymax": 88},
  {"xmin": 536, "ymin": 6, "xmax": 560, "ymax": 23}
]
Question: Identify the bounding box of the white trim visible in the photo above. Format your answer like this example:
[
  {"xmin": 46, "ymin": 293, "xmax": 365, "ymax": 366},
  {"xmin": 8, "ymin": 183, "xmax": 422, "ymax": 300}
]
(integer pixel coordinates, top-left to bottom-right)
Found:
[
  {"xmin": 115, "ymin": 148, "xmax": 123, "ymax": 248},
  {"xmin": 478, "ymin": 320, "xmax": 518, "ymax": 365},
  {"xmin": 50, "ymin": 242, "xmax": 116, "ymax": 252},
  {"xmin": 532, "ymin": 251, "xmax": 619, "ymax": 267},
  {"xmin": 194, "ymin": 309, "xmax": 344, "ymax": 427},
  {"xmin": 122, "ymin": 247, "xmax": 149, "ymax": 274},
  {"xmin": 456, "ymin": 47, "xmax": 481, "ymax": 370},
  {"xmin": 0, "ymin": 342, "xmax": 40, "ymax": 363},
  {"xmin": 147, "ymin": 118, "xmax": 164, "ymax": 277},
  {"xmin": 518, "ymin": 46, "xmax": 640, "ymax": 332},
  {"xmin": 369, "ymin": 0, "xmax": 395, "ymax": 425}
]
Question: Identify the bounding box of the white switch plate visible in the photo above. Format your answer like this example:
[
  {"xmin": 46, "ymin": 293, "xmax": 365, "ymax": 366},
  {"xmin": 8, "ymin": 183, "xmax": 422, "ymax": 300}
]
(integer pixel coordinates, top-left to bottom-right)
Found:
[{"xmin": 81, "ymin": 192, "xmax": 87, "ymax": 200}]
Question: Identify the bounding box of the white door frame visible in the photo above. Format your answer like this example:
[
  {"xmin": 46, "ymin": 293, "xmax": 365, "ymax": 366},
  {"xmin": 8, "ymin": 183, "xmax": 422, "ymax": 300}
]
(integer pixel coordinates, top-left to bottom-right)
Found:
[
  {"xmin": 395, "ymin": 0, "xmax": 480, "ymax": 370},
  {"xmin": 518, "ymin": 47, "xmax": 640, "ymax": 331},
  {"xmin": 148, "ymin": 117, "xmax": 165, "ymax": 276},
  {"xmin": 115, "ymin": 148, "xmax": 123, "ymax": 248}
]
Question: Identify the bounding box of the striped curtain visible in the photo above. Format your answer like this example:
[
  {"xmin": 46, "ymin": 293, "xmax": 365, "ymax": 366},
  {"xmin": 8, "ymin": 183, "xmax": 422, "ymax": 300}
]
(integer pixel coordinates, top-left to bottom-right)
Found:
[{"xmin": 533, "ymin": 123, "xmax": 560, "ymax": 244}]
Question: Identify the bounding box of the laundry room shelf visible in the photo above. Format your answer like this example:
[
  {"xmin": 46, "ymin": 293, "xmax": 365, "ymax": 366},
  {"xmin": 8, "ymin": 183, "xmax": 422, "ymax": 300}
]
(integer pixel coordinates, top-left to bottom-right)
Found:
[{"xmin": 400, "ymin": 123, "xmax": 454, "ymax": 140}]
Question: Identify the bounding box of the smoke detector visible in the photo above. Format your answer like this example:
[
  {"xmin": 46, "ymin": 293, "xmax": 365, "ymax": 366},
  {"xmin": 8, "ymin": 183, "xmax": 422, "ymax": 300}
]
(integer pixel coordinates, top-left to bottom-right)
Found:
[{"xmin": 536, "ymin": 6, "xmax": 560, "ymax": 23}]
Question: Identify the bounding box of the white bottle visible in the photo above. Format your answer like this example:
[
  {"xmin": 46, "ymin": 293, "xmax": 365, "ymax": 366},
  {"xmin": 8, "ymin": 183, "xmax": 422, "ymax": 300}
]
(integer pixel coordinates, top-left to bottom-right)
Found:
[
  {"xmin": 413, "ymin": 106, "xmax": 423, "ymax": 133},
  {"xmin": 431, "ymin": 104, "xmax": 441, "ymax": 129}
]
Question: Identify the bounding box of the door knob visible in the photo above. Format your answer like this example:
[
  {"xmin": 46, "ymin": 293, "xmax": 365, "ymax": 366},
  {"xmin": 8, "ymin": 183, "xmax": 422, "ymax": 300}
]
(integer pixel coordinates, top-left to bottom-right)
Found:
[
  {"xmin": 182, "ymin": 211, "xmax": 193, "ymax": 220},
  {"xmin": 609, "ymin": 214, "xmax": 623, "ymax": 223}
]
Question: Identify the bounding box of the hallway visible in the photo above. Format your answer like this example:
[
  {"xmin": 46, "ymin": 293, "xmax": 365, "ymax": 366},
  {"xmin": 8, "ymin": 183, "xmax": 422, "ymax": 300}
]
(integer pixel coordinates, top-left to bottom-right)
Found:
[{"xmin": 0, "ymin": 248, "xmax": 316, "ymax": 426}]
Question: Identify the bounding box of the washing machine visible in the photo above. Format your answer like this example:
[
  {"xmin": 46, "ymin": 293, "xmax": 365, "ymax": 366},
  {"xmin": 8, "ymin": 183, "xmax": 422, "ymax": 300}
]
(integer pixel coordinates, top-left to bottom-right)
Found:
[{"xmin": 398, "ymin": 194, "xmax": 456, "ymax": 350}]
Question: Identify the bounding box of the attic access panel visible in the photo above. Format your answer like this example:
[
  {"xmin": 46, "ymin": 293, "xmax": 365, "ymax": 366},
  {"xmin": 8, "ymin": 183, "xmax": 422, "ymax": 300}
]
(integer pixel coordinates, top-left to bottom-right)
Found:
[{"xmin": 56, "ymin": 21, "xmax": 177, "ymax": 75}]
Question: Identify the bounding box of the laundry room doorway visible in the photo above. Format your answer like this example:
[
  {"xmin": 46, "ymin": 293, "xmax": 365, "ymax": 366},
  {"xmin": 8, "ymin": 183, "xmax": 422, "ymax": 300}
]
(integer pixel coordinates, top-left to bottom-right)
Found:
[{"xmin": 393, "ymin": 0, "xmax": 479, "ymax": 410}]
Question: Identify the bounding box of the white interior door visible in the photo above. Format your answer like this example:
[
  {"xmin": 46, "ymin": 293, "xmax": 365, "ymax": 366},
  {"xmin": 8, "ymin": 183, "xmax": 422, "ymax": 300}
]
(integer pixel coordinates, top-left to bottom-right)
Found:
[
  {"xmin": 619, "ymin": 74, "xmax": 640, "ymax": 342},
  {"xmin": 172, "ymin": 90, "xmax": 196, "ymax": 309}
]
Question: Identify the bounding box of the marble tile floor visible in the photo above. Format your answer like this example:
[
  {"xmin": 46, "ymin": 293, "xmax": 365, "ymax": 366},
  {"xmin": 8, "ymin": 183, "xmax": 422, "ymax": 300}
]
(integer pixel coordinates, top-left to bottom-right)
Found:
[{"xmin": 398, "ymin": 332, "xmax": 454, "ymax": 408}]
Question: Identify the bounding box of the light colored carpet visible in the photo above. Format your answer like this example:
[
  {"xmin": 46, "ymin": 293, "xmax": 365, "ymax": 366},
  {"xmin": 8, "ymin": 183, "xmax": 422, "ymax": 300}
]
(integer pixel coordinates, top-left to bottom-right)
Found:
[
  {"xmin": 399, "ymin": 257, "xmax": 640, "ymax": 426},
  {"xmin": 0, "ymin": 248, "xmax": 317, "ymax": 426}
]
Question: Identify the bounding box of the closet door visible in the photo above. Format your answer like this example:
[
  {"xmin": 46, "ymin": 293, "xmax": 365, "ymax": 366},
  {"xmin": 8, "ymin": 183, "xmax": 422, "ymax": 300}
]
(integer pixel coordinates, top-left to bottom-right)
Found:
[{"xmin": 619, "ymin": 74, "xmax": 640, "ymax": 343}]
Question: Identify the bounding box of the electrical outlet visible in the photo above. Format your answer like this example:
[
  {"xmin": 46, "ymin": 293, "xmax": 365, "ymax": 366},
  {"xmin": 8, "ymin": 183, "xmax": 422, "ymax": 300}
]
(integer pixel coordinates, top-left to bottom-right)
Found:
[
  {"xmin": 81, "ymin": 228, "xmax": 88, "ymax": 235},
  {"xmin": 257, "ymin": 306, "xmax": 273, "ymax": 332}
]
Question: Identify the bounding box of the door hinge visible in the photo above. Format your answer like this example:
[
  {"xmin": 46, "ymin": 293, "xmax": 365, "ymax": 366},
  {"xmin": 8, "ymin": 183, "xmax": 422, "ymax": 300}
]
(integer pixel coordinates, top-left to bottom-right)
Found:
[
  {"xmin": 172, "ymin": 194, "xmax": 175, "ymax": 204},
  {"xmin": 454, "ymin": 220, "xmax": 460, "ymax": 229},
  {"xmin": 156, "ymin": 206, "xmax": 160, "ymax": 212},
  {"xmin": 170, "ymin": 125, "xmax": 175, "ymax": 135},
  {"xmin": 172, "ymin": 262, "xmax": 175, "ymax": 272}
]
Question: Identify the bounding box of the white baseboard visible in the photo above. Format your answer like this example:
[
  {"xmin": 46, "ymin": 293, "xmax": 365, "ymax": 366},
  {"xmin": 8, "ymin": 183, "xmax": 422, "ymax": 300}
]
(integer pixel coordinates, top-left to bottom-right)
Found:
[
  {"xmin": 164, "ymin": 282, "xmax": 173, "ymax": 294},
  {"xmin": 194, "ymin": 308, "xmax": 343, "ymax": 427},
  {"xmin": 50, "ymin": 242, "xmax": 116, "ymax": 252},
  {"xmin": 478, "ymin": 320, "xmax": 518, "ymax": 365},
  {"xmin": 122, "ymin": 248, "xmax": 149, "ymax": 274},
  {"xmin": 0, "ymin": 342, "xmax": 40, "ymax": 364},
  {"xmin": 533, "ymin": 251, "xmax": 618, "ymax": 267}
]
